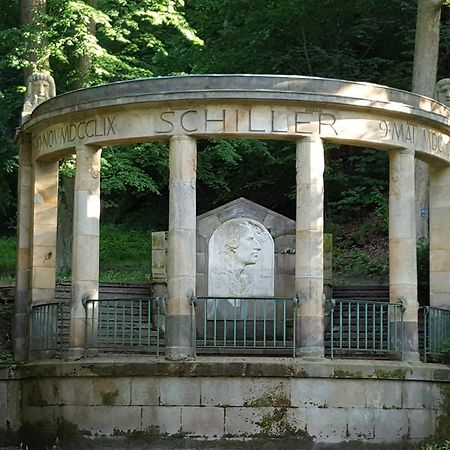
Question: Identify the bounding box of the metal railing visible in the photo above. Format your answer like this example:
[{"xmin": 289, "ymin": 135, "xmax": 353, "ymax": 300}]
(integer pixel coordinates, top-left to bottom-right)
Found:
[
  {"xmin": 421, "ymin": 306, "xmax": 450, "ymax": 362},
  {"xmin": 193, "ymin": 296, "xmax": 298, "ymax": 356},
  {"xmin": 30, "ymin": 302, "xmax": 65, "ymax": 354},
  {"xmin": 84, "ymin": 298, "xmax": 165, "ymax": 355},
  {"xmin": 328, "ymin": 299, "xmax": 405, "ymax": 359}
]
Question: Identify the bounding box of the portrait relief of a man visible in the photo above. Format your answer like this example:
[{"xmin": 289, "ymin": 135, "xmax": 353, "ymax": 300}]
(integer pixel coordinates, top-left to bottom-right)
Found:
[{"xmin": 208, "ymin": 218, "xmax": 274, "ymax": 301}]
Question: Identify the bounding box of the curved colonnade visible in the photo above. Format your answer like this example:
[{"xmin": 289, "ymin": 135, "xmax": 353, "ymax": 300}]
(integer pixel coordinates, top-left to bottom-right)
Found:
[{"xmin": 15, "ymin": 75, "xmax": 450, "ymax": 361}]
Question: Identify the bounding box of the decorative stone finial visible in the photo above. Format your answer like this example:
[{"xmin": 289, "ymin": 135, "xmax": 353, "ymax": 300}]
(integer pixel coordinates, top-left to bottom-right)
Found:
[
  {"xmin": 435, "ymin": 78, "xmax": 450, "ymax": 106},
  {"xmin": 21, "ymin": 71, "xmax": 56, "ymax": 125}
]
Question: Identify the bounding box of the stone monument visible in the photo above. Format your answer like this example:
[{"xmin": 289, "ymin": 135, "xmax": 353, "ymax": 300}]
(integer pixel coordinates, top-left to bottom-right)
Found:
[
  {"xmin": 208, "ymin": 217, "xmax": 274, "ymax": 299},
  {"xmin": 21, "ymin": 71, "xmax": 56, "ymax": 125},
  {"xmin": 436, "ymin": 78, "xmax": 450, "ymax": 106}
]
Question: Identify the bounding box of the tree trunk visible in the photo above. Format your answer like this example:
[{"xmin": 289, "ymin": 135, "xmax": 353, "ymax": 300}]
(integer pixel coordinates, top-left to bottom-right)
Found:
[
  {"xmin": 412, "ymin": 0, "xmax": 444, "ymax": 239},
  {"xmin": 57, "ymin": 0, "xmax": 97, "ymax": 274},
  {"xmin": 19, "ymin": 0, "xmax": 47, "ymax": 81}
]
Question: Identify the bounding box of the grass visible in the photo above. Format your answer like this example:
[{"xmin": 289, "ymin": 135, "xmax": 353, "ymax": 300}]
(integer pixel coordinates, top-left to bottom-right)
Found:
[
  {"xmin": 99, "ymin": 224, "xmax": 152, "ymax": 282},
  {"xmin": 0, "ymin": 224, "xmax": 152, "ymax": 283}
]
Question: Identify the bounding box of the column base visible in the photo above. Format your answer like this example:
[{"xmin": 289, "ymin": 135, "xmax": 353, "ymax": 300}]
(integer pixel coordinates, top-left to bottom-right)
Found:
[
  {"xmin": 296, "ymin": 315, "xmax": 325, "ymax": 358},
  {"xmin": 165, "ymin": 314, "xmax": 194, "ymax": 361},
  {"xmin": 13, "ymin": 337, "xmax": 28, "ymax": 362},
  {"xmin": 295, "ymin": 346, "xmax": 325, "ymax": 358},
  {"xmin": 67, "ymin": 347, "xmax": 86, "ymax": 359},
  {"xmin": 401, "ymin": 351, "xmax": 421, "ymax": 362}
]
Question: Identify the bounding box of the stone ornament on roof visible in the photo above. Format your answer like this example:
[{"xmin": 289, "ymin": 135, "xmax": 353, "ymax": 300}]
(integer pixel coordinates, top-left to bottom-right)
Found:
[
  {"xmin": 435, "ymin": 78, "xmax": 450, "ymax": 107},
  {"xmin": 21, "ymin": 71, "xmax": 56, "ymax": 125}
]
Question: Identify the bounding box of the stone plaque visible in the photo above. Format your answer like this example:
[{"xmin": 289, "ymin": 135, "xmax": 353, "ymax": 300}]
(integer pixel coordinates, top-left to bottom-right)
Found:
[{"xmin": 208, "ymin": 218, "xmax": 274, "ymax": 300}]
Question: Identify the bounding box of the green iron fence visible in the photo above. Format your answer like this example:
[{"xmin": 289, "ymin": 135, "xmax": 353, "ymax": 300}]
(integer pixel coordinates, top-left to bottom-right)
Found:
[
  {"xmin": 421, "ymin": 306, "xmax": 450, "ymax": 362},
  {"xmin": 29, "ymin": 296, "xmax": 450, "ymax": 363},
  {"xmin": 30, "ymin": 302, "xmax": 65, "ymax": 355},
  {"xmin": 84, "ymin": 298, "xmax": 165, "ymax": 355},
  {"xmin": 193, "ymin": 296, "xmax": 298, "ymax": 356},
  {"xmin": 328, "ymin": 299, "xmax": 405, "ymax": 359}
]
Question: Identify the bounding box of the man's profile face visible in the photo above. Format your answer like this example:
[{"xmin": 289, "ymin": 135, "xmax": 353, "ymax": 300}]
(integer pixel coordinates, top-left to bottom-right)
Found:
[{"xmin": 234, "ymin": 225, "xmax": 261, "ymax": 266}]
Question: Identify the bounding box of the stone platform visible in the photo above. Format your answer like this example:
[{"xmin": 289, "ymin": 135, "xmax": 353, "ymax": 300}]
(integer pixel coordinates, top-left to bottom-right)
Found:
[{"xmin": 0, "ymin": 356, "xmax": 449, "ymax": 447}]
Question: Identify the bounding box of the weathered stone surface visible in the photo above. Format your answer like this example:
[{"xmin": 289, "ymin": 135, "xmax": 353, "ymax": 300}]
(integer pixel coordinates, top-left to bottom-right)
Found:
[
  {"xmin": 224, "ymin": 406, "xmax": 270, "ymax": 436},
  {"xmin": 181, "ymin": 406, "xmax": 224, "ymax": 438},
  {"xmin": 307, "ymin": 408, "xmax": 348, "ymax": 442},
  {"xmin": 290, "ymin": 379, "xmax": 326, "ymax": 407},
  {"xmin": 407, "ymin": 409, "xmax": 436, "ymax": 439},
  {"xmin": 141, "ymin": 406, "xmax": 181, "ymax": 435},
  {"xmin": 324, "ymin": 379, "xmax": 366, "ymax": 408},
  {"xmin": 160, "ymin": 377, "xmax": 201, "ymax": 406},
  {"xmin": 131, "ymin": 377, "xmax": 160, "ymax": 406},
  {"xmin": 347, "ymin": 409, "xmax": 375, "ymax": 440},
  {"xmin": 365, "ymin": 380, "xmax": 401, "ymax": 409},
  {"xmin": 373, "ymin": 409, "xmax": 409, "ymax": 441},
  {"xmin": 61, "ymin": 405, "xmax": 142, "ymax": 435}
]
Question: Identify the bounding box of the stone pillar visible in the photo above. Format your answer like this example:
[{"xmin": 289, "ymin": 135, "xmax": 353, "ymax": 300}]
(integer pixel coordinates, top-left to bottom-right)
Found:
[
  {"xmin": 69, "ymin": 145, "xmax": 101, "ymax": 357},
  {"xmin": 389, "ymin": 148, "xmax": 419, "ymax": 360},
  {"xmin": 295, "ymin": 137, "xmax": 325, "ymax": 357},
  {"xmin": 430, "ymin": 165, "xmax": 450, "ymax": 309},
  {"xmin": 14, "ymin": 136, "xmax": 33, "ymax": 361},
  {"xmin": 166, "ymin": 136, "xmax": 197, "ymax": 360},
  {"xmin": 30, "ymin": 159, "xmax": 59, "ymax": 305}
]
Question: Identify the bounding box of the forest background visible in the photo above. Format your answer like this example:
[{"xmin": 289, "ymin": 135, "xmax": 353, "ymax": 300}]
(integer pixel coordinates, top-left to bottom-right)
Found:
[{"xmin": 1, "ymin": 0, "xmax": 449, "ymax": 286}]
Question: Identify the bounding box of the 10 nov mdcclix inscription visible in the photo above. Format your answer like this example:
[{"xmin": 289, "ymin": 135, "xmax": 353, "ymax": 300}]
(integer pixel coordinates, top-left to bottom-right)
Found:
[{"xmin": 34, "ymin": 105, "xmax": 450, "ymax": 163}]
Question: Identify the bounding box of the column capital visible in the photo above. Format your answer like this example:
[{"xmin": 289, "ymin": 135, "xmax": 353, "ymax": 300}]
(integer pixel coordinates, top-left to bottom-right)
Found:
[
  {"xmin": 296, "ymin": 135, "xmax": 323, "ymax": 145},
  {"xmin": 16, "ymin": 132, "xmax": 32, "ymax": 145},
  {"xmin": 170, "ymin": 135, "xmax": 197, "ymax": 143},
  {"xmin": 398, "ymin": 147, "xmax": 415, "ymax": 156}
]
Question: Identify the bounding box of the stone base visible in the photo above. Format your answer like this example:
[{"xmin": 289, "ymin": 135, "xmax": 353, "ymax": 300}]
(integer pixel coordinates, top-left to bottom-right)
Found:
[
  {"xmin": 66, "ymin": 347, "xmax": 86, "ymax": 359},
  {"xmin": 1, "ymin": 356, "xmax": 448, "ymax": 445},
  {"xmin": 295, "ymin": 346, "xmax": 325, "ymax": 358},
  {"xmin": 165, "ymin": 314, "xmax": 194, "ymax": 360},
  {"xmin": 402, "ymin": 351, "xmax": 421, "ymax": 362}
]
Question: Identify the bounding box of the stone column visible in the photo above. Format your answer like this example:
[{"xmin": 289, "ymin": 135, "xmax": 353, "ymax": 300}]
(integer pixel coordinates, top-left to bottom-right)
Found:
[
  {"xmin": 389, "ymin": 148, "xmax": 419, "ymax": 360},
  {"xmin": 14, "ymin": 136, "xmax": 33, "ymax": 361},
  {"xmin": 295, "ymin": 137, "xmax": 325, "ymax": 357},
  {"xmin": 69, "ymin": 145, "xmax": 101, "ymax": 357},
  {"xmin": 30, "ymin": 159, "xmax": 59, "ymax": 306},
  {"xmin": 430, "ymin": 165, "xmax": 450, "ymax": 309},
  {"xmin": 166, "ymin": 136, "xmax": 197, "ymax": 360}
]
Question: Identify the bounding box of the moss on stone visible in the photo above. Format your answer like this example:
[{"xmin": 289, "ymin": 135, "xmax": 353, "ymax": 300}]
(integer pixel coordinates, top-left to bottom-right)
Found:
[
  {"xmin": 256, "ymin": 407, "xmax": 311, "ymax": 439},
  {"xmin": 334, "ymin": 369, "xmax": 363, "ymax": 379},
  {"xmin": 26, "ymin": 383, "xmax": 48, "ymax": 406},
  {"xmin": 244, "ymin": 388, "xmax": 290, "ymax": 407},
  {"xmin": 101, "ymin": 389, "xmax": 119, "ymax": 405},
  {"xmin": 373, "ymin": 368, "xmax": 408, "ymax": 380},
  {"xmin": 436, "ymin": 384, "xmax": 450, "ymax": 440}
]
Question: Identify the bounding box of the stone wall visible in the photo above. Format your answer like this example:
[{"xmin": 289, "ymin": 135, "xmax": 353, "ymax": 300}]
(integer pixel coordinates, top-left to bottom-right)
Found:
[{"xmin": 1, "ymin": 358, "xmax": 449, "ymax": 445}]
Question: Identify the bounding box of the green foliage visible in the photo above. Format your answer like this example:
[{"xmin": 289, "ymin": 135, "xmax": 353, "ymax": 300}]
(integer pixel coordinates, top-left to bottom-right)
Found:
[
  {"xmin": 422, "ymin": 441, "xmax": 450, "ymax": 450},
  {"xmin": 99, "ymin": 224, "xmax": 151, "ymax": 282},
  {"xmin": 184, "ymin": 0, "xmax": 423, "ymax": 89},
  {"xmin": 1, "ymin": 0, "xmax": 450, "ymax": 285},
  {"xmin": 333, "ymin": 246, "xmax": 388, "ymax": 282},
  {"xmin": 0, "ymin": 237, "xmax": 16, "ymax": 279},
  {"xmin": 417, "ymin": 237, "xmax": 430, "ymax": 289},
  {"xmin": 5, "ymin": 0, "xmax": 202, "ymax": 90},
  {"xmin": 0, "ymin": 352, "xmax": 13, "ymax": 365},
  {"xmin": 197, "ymin": 139, "xmax": 296, "ymax": 218}
]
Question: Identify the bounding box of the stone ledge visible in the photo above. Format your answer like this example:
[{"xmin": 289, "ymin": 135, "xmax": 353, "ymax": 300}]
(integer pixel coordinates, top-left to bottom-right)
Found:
[{"xmin": 1, "ymin": 356, "xmax": 449, "ymax": 382}]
